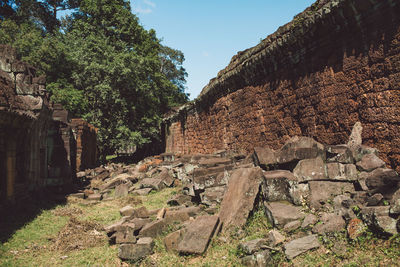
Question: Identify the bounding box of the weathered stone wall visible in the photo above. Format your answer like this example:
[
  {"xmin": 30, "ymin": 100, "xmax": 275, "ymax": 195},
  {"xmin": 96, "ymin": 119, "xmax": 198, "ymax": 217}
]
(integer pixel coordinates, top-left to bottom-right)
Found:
[
  {"xmin": 0, "ymin": 45, "xmax": 51, "ymax": 201},
  {"xmin": 164, "ymin": 0, "xmax": 400, "ymax": 171},
  {"xmin": 71, "ymin": 118, "xmax": 98, "ymax": 172}
]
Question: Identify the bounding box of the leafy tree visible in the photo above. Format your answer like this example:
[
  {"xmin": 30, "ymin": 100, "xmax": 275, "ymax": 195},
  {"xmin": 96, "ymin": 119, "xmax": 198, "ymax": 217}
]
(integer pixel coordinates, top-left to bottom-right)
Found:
[{"xmin": 0, "ymin": 0, "xmax": 189, "ymax": 158}]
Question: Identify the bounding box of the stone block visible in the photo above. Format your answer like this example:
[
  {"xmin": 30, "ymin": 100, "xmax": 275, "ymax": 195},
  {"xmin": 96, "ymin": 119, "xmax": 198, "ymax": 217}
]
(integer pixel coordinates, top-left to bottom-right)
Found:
[
  {"xmin": 177, "ymin": 215, "xmax": 219, "ymax": 254},
  {"xmin": 326, "ymin": 163, "xmax": 358, "ymax": 181},
  {"xmin": 264, "ymin": 202, "xmax": 304, "ymax": 228},
  {"xmin": 308, "ymin": 181, "xmax": 355, "ymax": 210},
  {"xmin": 293, "ymin": 157, "xmax": 326, "ymax": 181},
  {"xmin": 118, "ymin": 237, "xmax": 154, "ymax": 261},
  {"xmin": 356, "ymin": 153, "xmax": 386, "ymax": 172},
  {"xmin": 239, "ymin": 238, "xmax": 268, "ymax": 255},
  {"xmin": 115, "ymin": 183, "xmax": 129, "ymax": 198},
  {"xmin": 284, "ymin": 234, "xmax": 320, "ymax": 259}
]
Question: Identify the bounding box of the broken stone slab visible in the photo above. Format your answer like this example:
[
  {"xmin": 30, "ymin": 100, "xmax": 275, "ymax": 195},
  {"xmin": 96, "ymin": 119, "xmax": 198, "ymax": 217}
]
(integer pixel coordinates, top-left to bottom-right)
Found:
[
  {"xmin": 164, "ymin": 229, "xmax": 185, "ymax": 252},
  {"xmin": 193, "ymin": 165, "xmax": 234, "ymax": 179},
  {"xmin": 312, "ymin": 213, "xmax": 346, "ymax": 234},
  {"xmin": 118, "ymin": 237, "xmax": 154, "ymax": 261},
  {"xmin": 326, "ymin": 163, "xmax": 358, "ymax": 181},
  {"xmin": 131, "ymin": 206, "xmax": 150, "ymax": 218},
  {"xmin": 177, "ymin": 215, "xmax": 219, "ymax": 255},
  {"xmin": 239, "ymin": 238, "xmax": 269, "ymax": 255},
  {"xmin": 253, "ymin": 147, "xmax": 278, "ymax": 168},
  {"xmin": 132, "ymin": 188, "xmax": 153, "ymax": 196},
  {"xmin": 94, "ymin": 171, "xmax": 110, "ymax": 181},
  {"xmin": 308, "ymin": 181, "xmax": 355, "ymax": 210},
  {"xmin": 262, "ymin": 170, "xmax": 295, "ymax": 202},
  {"xmin": 140, "ymin": 178, "xmax": 166, "ymax": 191},
  {"xmin": 128, "ymin": 218, "xmax": 152, "ymax": 232},
  {"xmin": 264, "ymin": 202, "xmax": 304, "ymax": 228},
  {"xmin": 367, "ymin": 193, "xmax": 384, "ymax": 206},
  {"xmin": 284, "ymin": 234, "xmax": 320, "ymax": 259},
  {"xmin": 68, "ymin": 192, "xmax": 85, "ymax": 199},
  {"xmin": 277, "ymin": 136, "xmax": 325, "ymax": 165},
  {"xmin": 219, "ymin": 167, "xmax": 264, "ymax": 231},
  {"xmin": 288, "ymin": 182, "xmax": 309, "ymax": 206},
  {"xmin": 350, "ymin": 145, "xmax": 379, "ymax": 162},
  {"xmin": 293, "ymin": 157, "xmax": 326, "ymax": 182},
  {"xmin": 200, "ymin": 186, "xmax": 226, "ymax": 205},
  {"xmin": 362, "ymin": 168, "xmax": 400, "ymax": 194},
  {"xmin": 115, "ymin": 183, "xmax": 129, "ymax": 198},
  {"xmin": 100, "ymin": 173, "xmax": 133, "ymax": 191},
  {"xmin": 356, "ymin": 154, "xmax": 386, "ymax": 172},
  {"xmin": 268, "ymin": 230, "xmax": 285, "ymax": 246}
]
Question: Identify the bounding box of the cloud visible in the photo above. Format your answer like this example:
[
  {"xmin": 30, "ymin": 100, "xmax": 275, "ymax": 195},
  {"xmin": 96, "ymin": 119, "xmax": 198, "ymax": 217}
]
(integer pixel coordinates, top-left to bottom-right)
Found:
[
  {"xmin": 144, "ymin": 0, "xmax": 156, "ymax": 8},
  {"xmin": 132, "ymin": 0, "xmax": 156, "ymax": 14}
]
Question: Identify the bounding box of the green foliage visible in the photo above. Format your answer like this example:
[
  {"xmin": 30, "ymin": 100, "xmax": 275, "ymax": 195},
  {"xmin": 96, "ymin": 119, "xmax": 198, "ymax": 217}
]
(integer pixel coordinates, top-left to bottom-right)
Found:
[{"xmin": 0, "ymin": 0, "xmax": 188, "ymax": 157}]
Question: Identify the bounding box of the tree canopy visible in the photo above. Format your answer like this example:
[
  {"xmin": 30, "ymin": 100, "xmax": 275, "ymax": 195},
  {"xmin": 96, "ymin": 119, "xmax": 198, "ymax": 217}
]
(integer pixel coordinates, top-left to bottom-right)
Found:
[{"xmin": 0, "ymin": 0, "xmax": 189, "ymax": 157}]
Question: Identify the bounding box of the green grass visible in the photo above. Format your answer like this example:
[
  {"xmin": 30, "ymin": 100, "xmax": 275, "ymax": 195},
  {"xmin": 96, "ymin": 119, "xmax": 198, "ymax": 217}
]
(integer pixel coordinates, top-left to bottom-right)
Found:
[{"xmin": 1, "ymin": 186, "xmax": 400, "ymax": 267}]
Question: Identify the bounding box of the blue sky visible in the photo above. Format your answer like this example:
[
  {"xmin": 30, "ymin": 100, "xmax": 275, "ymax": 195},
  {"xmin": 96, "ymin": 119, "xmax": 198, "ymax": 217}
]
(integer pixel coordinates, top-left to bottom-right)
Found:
[{"xmin": 131, "ymin": 0, "xmax": 315, "ymax": 99}]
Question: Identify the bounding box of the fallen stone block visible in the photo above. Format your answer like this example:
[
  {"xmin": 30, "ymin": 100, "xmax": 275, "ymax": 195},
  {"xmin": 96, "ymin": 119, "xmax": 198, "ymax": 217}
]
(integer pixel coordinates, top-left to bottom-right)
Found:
[
  {"xmin": 164, "ymin": 229, "xmax": 185, "ymax": 252},
  {"xmin": 277, "ymin": 136, "xmax": 325, "ymax": 165},
  {"xmin": 362, "ymin": 168, "xmax": 400, "ymax": 194},
  {"xmin": 164, "ymin": 206, "xmax": 201, "ymax": 223},
  {"xmin": 115, "ymin": 183, "xmax": 129, "ymax": 198},
  {"xmin": 198, "ymin": 157, "xmax": 232, "ymax": 167},
  {"xmin": 132, "ymin": 188, "xmax": 153, "ymax": 196},
  {"xmin": 253, "ymin": 147, "xmax": 278, "ymax": 168},
  {"xmin": 301, "ymin": 213, "xmax": 318, "ymax": 228},
  {"xmin": 284, "ymin": 234, "xmax": 320, "ymax": 259},
  {"xmin": 68, "ymin": 192, "xmax": 85, "ymax": 199},
  {"xmin": 262, "ymin": 170, "xmax": 295, "ymax": 202},
  {"xmin": 356, "ymin": 153, "xmax": 385, "ymax": 172},
  {"xmin": 120, "ymin": 205, "xmax": 135, "ymax": 217},
  {"xmin": 283, "ymin": 220, "xmax": 301, "ymax": 232},
  {"xmin": 116, "ymin": 227, "xmax": 137, "ymax": 244},
  {"xmin": 167, "ymin": 194, "xmax": 193, "ymax": 206},
  {"xmin": 219, "ymin": 167, "xmax": 264, "ymax": 231},
  {"xmin": 241, "ymin": 250, "xmax": 271, "ymax": 267},
  {"xmin": 158, "ymin": 168, "xmax": 175, "ymax": 187},
  {"xmin": 326, "ymin": 144, "xmax": 354, "ymax": 164},
  {"xmin": 293, "ymin": 157, "xmax": 326, "ymax": 182},
  {"xmin": 128, "ymin": 218, "xmax": 152, "ymax": 232},
  {"xmin": 193, "ymin": 171, "xmax": 229, "ymax": 190},
  {"xmin": 118, "ymin": 237, "xmax": 154, "ymax": 261},
  {"xmin": 264, "ymin": 202, "xmax": 304, "ymax": 228},
  {"xmin": 200, "ymin": 186, "xmax": 226, "ymax": 205},
  {"xmin": 326, "ymin": 163, "xmax": 358, "ymax": 181},
  {"xmin": 140, "ymin": 178, "xmax": 165, "ymax": 191},
  {"xmin": 312, "ymin": 213, "xmax": 346, "ymax": 234},
  {"xmin": 360, "ymin": 206, "xmax": 398, "ymax": 235},
  {"xmin": 138, "ymin": 219, "xmax": 167, "ymax": 238},
  {"xmin": 87, "ymin": 193, "xmax": 102, "ymax": 201},
  {"xmin": 308, "ymin": 181, "xmax": 355, "ymax": 210},
  {"xmin": 268, "ymin": 230, "xmax": 285, "ymax": 246},
  {"xmin": 390, "ymin": 188, "xmax": 400, "ymax": 215},
  {"xmin": 177, "ymin": 215, "xmax": 219, "ymax": 254},
  {"xmin": 239, "ymin": 238, "xmax": 269, "ymax": 255}
]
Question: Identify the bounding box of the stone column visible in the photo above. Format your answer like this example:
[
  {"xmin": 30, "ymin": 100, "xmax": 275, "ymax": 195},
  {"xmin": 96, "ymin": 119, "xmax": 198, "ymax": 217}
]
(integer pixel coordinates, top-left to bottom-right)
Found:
[{"xmin": 6, "ymin": 137, "xmax": 16, "ymax": 200}]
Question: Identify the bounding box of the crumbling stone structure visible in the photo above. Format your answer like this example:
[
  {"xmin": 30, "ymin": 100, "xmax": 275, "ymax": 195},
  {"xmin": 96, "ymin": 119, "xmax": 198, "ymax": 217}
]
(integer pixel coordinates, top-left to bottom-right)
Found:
[
  {"xmin": 0, "ymin": 45, "xmax": 98, "ymax": 204},
  {"xmin": 163, "ymin": 0, "xmax": 400, "ymax": 172}
]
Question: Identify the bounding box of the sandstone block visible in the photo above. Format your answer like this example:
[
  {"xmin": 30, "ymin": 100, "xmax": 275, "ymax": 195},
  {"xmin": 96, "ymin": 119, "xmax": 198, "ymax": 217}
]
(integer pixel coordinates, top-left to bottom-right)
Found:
[
  {"xmin": 132, "ymin": 188, "xmax": 153, "ymax": 196},
  {"xmin": 118, "ymin": 237, "xmax": 154, "ymax": 261},
  {"xmin": 308, "ymin": 181, "xmax": 355, "ymax": 210},
  {"xmin": 347, "ymin": 121, "xmax": 363, "ymax": 148},
  {"xmin": 219, "ymin": 167, "xmax": 264, "ymax": 231},
  {"xmin": 363, "ymin": 168, "xmax": 400, "ymax": 193},
  {"xmin": 253, "ymin": 147, "xmax": 277, "ymax": 168},
  {"xmin": 293, "ymin": 157, "xmax": 326, "ymax": 181},
  {"xmin": 140, "ymin": 178, "xmax": 165, "ymax": 191},
  {"xmin": 115, "ymin": 183, "xmax": 129, "ymax": 198},
  {"xmin": 177, "ymin": 215, "xmax": 219, "ymax": 254},
  {"xmin": 301, "ymin": 213, "xmax": 318, "ymax": 228},
  {"xmin": 312, "ymin": 213, "xmax": 346, "ymax": 234},
  {"xmin": 262, "ymin": 170, "xmax": 295, "ymax": 202},
  {"xmin": 200, "ymin": 186, "xmax": 226, "ymax": 205},
  {"xmin": 120, "ymin": 205, "xmax": 135, "ymax": 217},
  {"xmin": 164, "ymin": 229, "xmax": 185, "ymax": 252},
  {"xmin": 268, "ymin": 229, "xmax": 285, "ymax": 246},
  {"xmin": 139, "ymin": 219, "xmax": 167, "ymax": 238},
  {"xmin": 283, "ymin": 220, "xmax": 301, "ymax": 232},
  {"xmin": 264, "ymin": 202, "xmax": 304, "ymax": 228},
  {"xmin": 284, "ymin": 234, "xmax": 320, "ymax": 259},
  {"xmin": 326, "ymin": 163, "xmax": 358, "ymax": 181},
  {"xmin": 356, "ymin": 154, "xmax": 385, "ymax": 172},
  {"xmin": 277, "ymin": 136, "xmax": 325, "ymax": 164},
  {"xmin": 239, "ymin": 238, "xmax": 268, "ymax": 255}
]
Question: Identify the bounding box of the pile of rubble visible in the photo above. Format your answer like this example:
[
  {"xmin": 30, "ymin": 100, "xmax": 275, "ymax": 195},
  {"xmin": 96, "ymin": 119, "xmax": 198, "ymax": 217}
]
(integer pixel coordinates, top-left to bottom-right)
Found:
[{"xmin": 68, "ymin": 122, "xmax": 400, "ymax": 264}]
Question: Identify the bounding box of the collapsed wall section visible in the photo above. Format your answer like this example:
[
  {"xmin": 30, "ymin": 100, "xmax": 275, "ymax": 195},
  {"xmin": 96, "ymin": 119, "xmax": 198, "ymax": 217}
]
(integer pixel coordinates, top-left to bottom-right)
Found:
[{"xmin": 164, "ymin": 0, "xmax": 400, "ymax": 171}]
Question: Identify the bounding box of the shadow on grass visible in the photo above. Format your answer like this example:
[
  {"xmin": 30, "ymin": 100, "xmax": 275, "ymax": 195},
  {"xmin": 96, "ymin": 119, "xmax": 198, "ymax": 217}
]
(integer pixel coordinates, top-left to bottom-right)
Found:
[{"xmin": 0, "ymin": 187, "xmax": 69, "ymax": 243}]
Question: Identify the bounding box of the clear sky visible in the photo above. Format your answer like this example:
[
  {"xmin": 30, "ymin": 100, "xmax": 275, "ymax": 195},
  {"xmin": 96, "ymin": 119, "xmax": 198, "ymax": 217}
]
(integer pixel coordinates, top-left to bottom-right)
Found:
[{"xmin": 131, "ymin": 0, "xmax": 316, "ymax": 99}]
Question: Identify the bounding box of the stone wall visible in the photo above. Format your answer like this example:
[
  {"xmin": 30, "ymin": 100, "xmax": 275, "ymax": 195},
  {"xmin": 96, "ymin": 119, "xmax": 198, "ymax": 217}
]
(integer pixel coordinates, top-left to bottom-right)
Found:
[
  {"xmin": 71, "ymin": 118, "xmax": 98, "ymax": 172},
  {"xmin": 164, "ymin": 0, "xmax": 400, "ymax": 171},
  {"xmin": 0, "ymin": 45, "xmax": 99, "ymax": 203}
]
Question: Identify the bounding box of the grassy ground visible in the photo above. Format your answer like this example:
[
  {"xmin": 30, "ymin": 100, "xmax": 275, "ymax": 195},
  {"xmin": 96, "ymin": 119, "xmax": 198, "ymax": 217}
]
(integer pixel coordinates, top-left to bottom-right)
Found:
[{"xmin": 1, "ymin": 187, "xmax": 399, "ymax": 267}]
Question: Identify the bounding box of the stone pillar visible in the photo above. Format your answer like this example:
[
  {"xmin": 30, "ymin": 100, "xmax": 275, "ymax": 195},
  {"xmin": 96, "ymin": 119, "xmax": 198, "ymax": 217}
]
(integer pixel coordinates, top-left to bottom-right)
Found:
[{"xmin": 6, "ymin": 137, "xmax": 16, "ymax": 200}]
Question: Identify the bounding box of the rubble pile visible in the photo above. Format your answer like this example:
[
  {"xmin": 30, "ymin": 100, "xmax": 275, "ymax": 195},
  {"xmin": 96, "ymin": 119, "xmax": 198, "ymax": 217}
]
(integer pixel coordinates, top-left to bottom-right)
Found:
[{"xmin": 68, "ymin": 122, "xmax": 400, "ymax": 263}]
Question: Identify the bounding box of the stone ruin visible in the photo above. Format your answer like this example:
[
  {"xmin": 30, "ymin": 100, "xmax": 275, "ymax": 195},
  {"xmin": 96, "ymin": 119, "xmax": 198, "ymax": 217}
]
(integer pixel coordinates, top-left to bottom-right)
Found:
[
  {"xmin": 73, "ymin": 122, "xmax": 400, "ymax": 263},
  {"xmin": 0, "ymin": 45, "xmax": 98, "ymax": 205}
]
